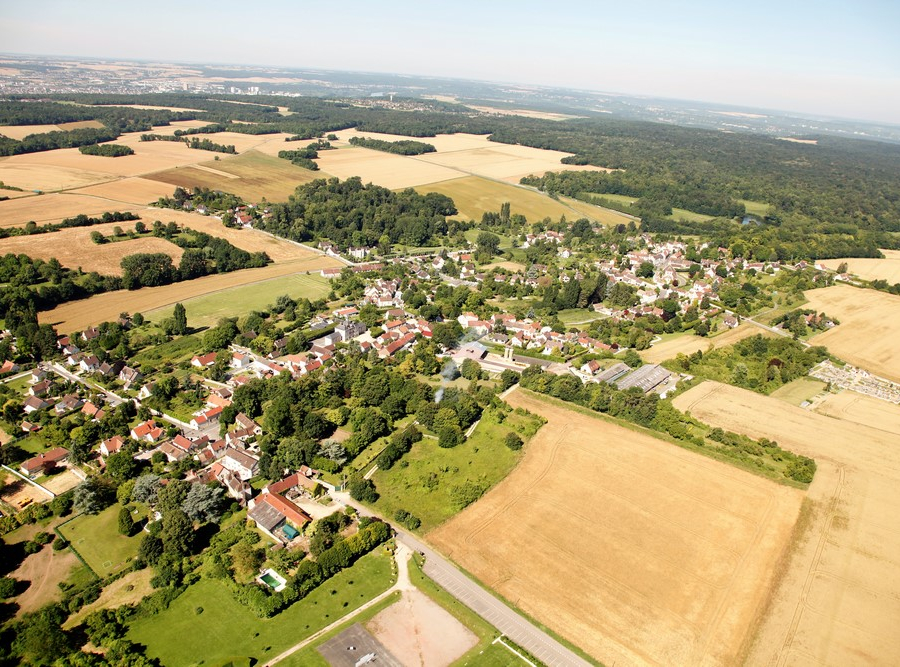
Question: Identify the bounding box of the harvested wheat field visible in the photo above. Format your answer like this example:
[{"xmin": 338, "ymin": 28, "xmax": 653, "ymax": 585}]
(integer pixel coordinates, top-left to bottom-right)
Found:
[
  {"xmin": 141, "ymin": 208, "xmax": 314, "ymax": 262},
  {"xmin": 820, "ymin": 250, "xmax": 900, "ymax": 284},
  {"xmin": 329, "ymin": 129, "xmax": 494, "ymax": 152},
  {"xmin": 429, "ymin": 388, "xmax": 802, "ymax": 667},
  {"xmin": 0, "ymin": 193, "xmax": 136, "ymax": 228},
  {"xmin": 0, "ymin": 123, "xmax": 104, "ymax": 140},
  {"xmin": 65, "ymin": 569, "xmax": 154, "ymax": 629},
  {"xmin": 673, "ymin": 381, "xmax": 900, "ymax": 666},
  {"xmin": 640, "ymin": 323, "xmax": 771, "ymax": 364},
  {"xmin": 366, "ymin": 589, "xmax": 477, "ymax": 667},
  {"xmin": 813, "ymin": 390, "xmax": 900, "ymax": 436},
  {"xmin": 416, "ymin": 176, "xmax": 581, "ymax": 222},
  {"xmin": 0, "ymin": 160, "xmax": 114, "ymax": 191},
  {"xmin": 803, "ymin": 285, "xmax": 900, "ymax": 382},
  {"xmin": 71, "ymin": 177, "xmax": 175, "ymax": 205},
  {"xmin": 314, "ymin": 146, "xmax": 460, "ymax": 189},
  {"xmin": 145, "ymin": 150, "xmax": 321, "ymax": 201},
  {"xmin": 0, "ymin": 222, "xmax": 182, "ymax": 274},
  {"xmin": 414, "ymin": 142, "xmax": 611, "ymax": 183},
  {"xmin": 39, "ymin": 256, "xmax": 341, "ymax": 332}
]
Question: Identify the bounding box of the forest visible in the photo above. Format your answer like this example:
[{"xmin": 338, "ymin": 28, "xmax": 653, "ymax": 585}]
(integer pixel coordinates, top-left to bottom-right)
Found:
[
  {"xmin": 347, "ymin": 136, "xmax": 436, "ymax": 155},
  {"xmin": 78, "ymin": 143, "xmax": 134, "ymax": 157},
  {"xmin": 257, "ymin": 177, "xmax": 460, "ymax": 248}
]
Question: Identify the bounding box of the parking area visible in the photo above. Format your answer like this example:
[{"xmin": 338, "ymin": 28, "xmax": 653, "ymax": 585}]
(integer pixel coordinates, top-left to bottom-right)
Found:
[{"xmin": 317, "ymin": 623, "xmax": 403, "ymax": 667}]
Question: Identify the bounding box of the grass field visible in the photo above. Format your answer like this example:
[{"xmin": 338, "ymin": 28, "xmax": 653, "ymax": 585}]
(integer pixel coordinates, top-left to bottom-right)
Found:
[
  {"xmin": 820, "ymin": 250, "xmax": 900, "ymax": 283},
  {"xmin": 65, "ymin": 569, "xmax": 154, "ymax": 629},
  {"xmin": 673, "ymin": 381, "xmax": 900, "ymax": 666},
  {"xmin": 129, "ymin": 333, "xmax": 202, "ymax": 367},
  {"xmin": 429, "ymin": 388, "xmax": 802, "ymax": 667},
  {"xmin": 583, "ymin": 192, "xmax": 637, "ymax": 206},
  {"xmin": 737, "ymin": 199, "xmax": 772, "ymax": 217},
  {"xmin": 803, "ymin": 284, "xmax": 900, "ymax": 382},
  {"xmin": 557, "ymin": 195, "xmax": 637, "ymax": 226},
  {"xmin": 556, "ymin": 307, "xmax": 606, "ymax": 326},
  {"xmin": 639, "ymin": 322, "xmax": 771, "ymax": 364},
  {"xmin": 372, "ymin": 408, "xmax": 542, "ymax": 533},
  {"xmin": 0, "ymin": 220, "xmax": 183, "ymax": 275},
  {"xmin": 769, "ymin": 377, "xmax": 827, "ymax": 405},
  {"xmin": 127, "ymin": 547, "xmax": 395, "ymax": 666},
  {"xmin": 68, "ymin": 177, "xmax": 176, "ymax": 205},
  {"xmin": 38, "ymin": 257, "xmax": 340, "ymax": 332},
  {"xmin": 145, "ymin": 150, "xmax": 322, "ymax": 202},
  {"xmin": 58, "ymin": 506, "xmax": 143, "ymax": 577},
  {"xmin": 146, "ymin": 272, "xmax": 330, "ymax": 327},
  {"xmin": 667, "ymin": 207, "xmax": 715, "ymax": 223}
]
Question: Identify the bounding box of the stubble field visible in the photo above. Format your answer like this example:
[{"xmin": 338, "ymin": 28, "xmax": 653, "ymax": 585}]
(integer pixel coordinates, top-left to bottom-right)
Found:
[
  {"xmin": 803, "ymin": 285, "xmax": 900, "ymax": 382},
  {"xmin": 0, "ymin": 221, "xmax": 183, "ymax": 274},
  {"xmin": 820, "ymin": 250, "xmax": 900, "ymax": 283},
  {"xmin": 673, "ymin": 381, "xmax": 900, "ymax": 666},
  {"xmin": 429, "ymin": 388, "xmax": 802, "ymax": 667},
  {"xmin": 0, "ymin": 193, "xmax": 133, "ymax": 227},
  {"xmin": 812, "ymin": 390, "xmax": 900, "ymax": 434}
]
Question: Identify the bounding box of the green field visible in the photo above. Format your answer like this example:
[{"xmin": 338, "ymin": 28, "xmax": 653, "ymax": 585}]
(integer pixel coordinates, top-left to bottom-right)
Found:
[
  {"xmin": 557, "ymin": 308, "xmax": 606, "ymax": 326},
  {"xmin": 58, "ymin": 506, "xmax": 143, "ymax": 577},
  {"xmin": 738, "ymin": 199, "xmax": 773, "ymax": 217},
  {"xmin": 464, "ymin": 228, "xmax": 515, "ymax": 250},
  {"xmin": 145, "ymin": 150, "xmax": 323, "ymax": 202},
  {"xmin": 371, "ymin": 408, "xmax": 543, "ymax": 532},
  {"xmin": 127, "ymin": 547, "xmax": 395, "ymax": 666},
  {"xmin": 583, "ymin": 192, "xmax": 637, "ymax": 206},
  {"xmin": 770, "ymin": 377, "xmax": 827, "ymax": 405},
  {"xmin": 667, "ymin": 207, "xmax": 716, "ymax": 223},
  {"xmin": 145, "ymin": 273, "xmax": 331, "ymax": 328},
  {"xmin": 129, "ymin": 332, "xmax": 202, "ymax": 368}
]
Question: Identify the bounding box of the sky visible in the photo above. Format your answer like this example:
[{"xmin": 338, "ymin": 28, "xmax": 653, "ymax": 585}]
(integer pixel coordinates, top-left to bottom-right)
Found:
[{"xmin": 2, "ymin": 0, "xmax": 899, "ymax": 124}]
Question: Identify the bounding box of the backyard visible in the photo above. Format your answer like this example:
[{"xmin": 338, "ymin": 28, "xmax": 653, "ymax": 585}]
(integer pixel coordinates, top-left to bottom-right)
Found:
[{"xmin": 57, "ymin": 505, "xmax": 143, "ymax": 577}]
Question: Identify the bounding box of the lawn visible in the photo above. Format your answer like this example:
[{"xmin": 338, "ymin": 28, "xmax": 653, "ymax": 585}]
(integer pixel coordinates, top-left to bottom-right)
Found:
[
  {"xmin": 464, "ymin": 228, "xmax": 515, "ymax": 250},
  {"xmin": 770, "ymin": 377, "xmax": 827, "ymax": 405},
  {"xmin": 145, "ymin": 273, "xmax": 331, "ymax": 328},
  {"xmin": 127, "ymin": 547, "xmax": 395, "ymax": 666},
  {"xmin": 583, "ymin": 192, "xmax": 636, "ymax": 207},
  {"xmin": 371, "ymin": 407, "xmax": 544, "ymax": 532},
  {"xmin": 557, "ymin": 308, "xmax": 606, "ymax": 326},
  {"xmin": 57, "ymin": 505, "xmax": 143, "ymax": 577}
]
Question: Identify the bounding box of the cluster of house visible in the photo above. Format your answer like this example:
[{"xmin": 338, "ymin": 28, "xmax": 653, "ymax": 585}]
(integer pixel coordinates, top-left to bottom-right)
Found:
[
  {"xmin": 19, "ymin": 366, "xmax": 109, "ymax": 429},
  {"xmin": 460, "ymin": 313, "xmax": 616, "ymax": 357}
]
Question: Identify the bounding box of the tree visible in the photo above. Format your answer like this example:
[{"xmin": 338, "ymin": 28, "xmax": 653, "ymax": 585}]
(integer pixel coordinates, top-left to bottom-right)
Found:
[
  {"xmin": 181, "ymin": 484, "xmax": 223, "ymax": 524},
  {"xmin": 105, "ymin": 451, "xmax": 140, "ymax": 483},
  {"xmin": 637, "ymin": 261, "xmax": 655, "ymax": 278},
  {"xmin": 460, "ymin": 358, "xmax": 482, "ymax": 381},
  {"xmin": 438, "ymin": 424, "xmax": 463, "ymax": 449},
  {"xmin": 72, "ymin": 477, "xmax": 110, "ymax": 515},
  {"xmin": 348, "ymin": 478, "xmax": 378, "ymax": 503},
  {"xmin": 160, "ymin": 509, "xmax": 193, "ymax": 557},
  {"xmin": 505, "ymin": 432, "xmax": 524, "ymax": 450},
  {"xmin": 476, "ymin": 231, "xmax": 501, "ymax": 257},
  {"xmin": 231, "ymin": 540, "xmax": 264, "ymax": 580},
  {"xmin": 117, "ymin": 506, "xmax": 134, "ymax": 535},
  {"xmin": 137, "ymin": 534, "xmax": 163, "ymax": 566},
  {"xmin": 499, "ymin": 369, "xmax": 519, "ymax": 392},
  {"xmin": 172, "ymin": 302, "xmax": 188, "ymax": 335}
]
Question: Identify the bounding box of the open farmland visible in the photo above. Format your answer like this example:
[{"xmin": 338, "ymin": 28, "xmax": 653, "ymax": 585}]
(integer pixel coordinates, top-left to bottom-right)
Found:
[
  {"xmin": 0, "ymin": 220, "xmax": 182, "ymax": 274},
  {"xmin": 0, "ymin": 121, "xmax": 101, "ymax": 140},
  {"xmin": 141, "ymin": 208, "xmax": 316, "ymax": 262},
  {"xmin": 416, "ymin": 175, "xmax": 584, "ymax": 222},
  {"xmin": 39, "ymin": 256, "xmax": 340, "ymax": 332},
  {"xmin": 673, "ymin": 381, "xmax": 900, "ymax": 666},
  {"xmin": 70, "ymin": 177, "xmax": 175, "ymax": 204},
  {"xmin": 639, "ymin": 322, "xmax": 772, "ymax": 364},
  {"xmin": 429, "ymin": 388, "xmax": 802, "ymax": 667},
  {"xmin": 813, "ymin": 390, "xmax": 900, "ymax": 435},
  {"xmin": 0, "ymin": 193, "xmax": 132, "ymax": 227},
  {"xmin": 314, "ymin": 146, "xmax": 461, "ymax": 189},
  {"xmin": 145, "ymin": 272, "xmax": 331, "ymax": 328},
  {"xmin": 145, "ymin": 150, "xmax": 322, "ymax": 201},
  {"xmin": 0, "ymin": 159, "xmax": 115, "ymax": 191},
  {"xmin": 820, "ymin": 250, "xmax": 900, "ymax": 283},
  {"xmin": 803, "ymin": 285, "xmax": 900, "ymax": 382}
]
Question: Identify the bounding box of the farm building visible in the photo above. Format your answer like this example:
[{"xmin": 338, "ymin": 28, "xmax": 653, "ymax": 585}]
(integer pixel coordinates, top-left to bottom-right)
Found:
[{"xmin": 614, "ymin": 364, "xmax": 673, "ymax": 393}]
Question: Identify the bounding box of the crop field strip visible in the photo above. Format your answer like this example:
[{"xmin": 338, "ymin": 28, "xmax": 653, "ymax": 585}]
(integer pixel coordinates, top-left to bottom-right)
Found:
[
  {"xmin": 430, "ymin": 388, "xmax": 802, "ymax": 667},
  {"xmin": 673, "ymin": 381, "xmax": 900, "ymax": 666}
]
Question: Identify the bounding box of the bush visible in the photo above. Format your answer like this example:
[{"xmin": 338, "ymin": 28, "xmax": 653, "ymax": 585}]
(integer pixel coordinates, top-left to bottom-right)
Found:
[
  {"xmin": 0, "ymin": 576, "xmax": 15, "ymax": 599},
  {"xmin": 33, "ymin": 531, "xmax": 53, "ymax": 545},
  {"xmin": 52, "ymin": 538, "xmax": 68, "ymax": 552}
]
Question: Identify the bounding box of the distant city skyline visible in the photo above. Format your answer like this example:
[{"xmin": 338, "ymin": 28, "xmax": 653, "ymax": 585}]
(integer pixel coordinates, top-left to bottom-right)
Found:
[{"xmin": 2, "ymin": 0, "xmax": 898, "ymax": 125}]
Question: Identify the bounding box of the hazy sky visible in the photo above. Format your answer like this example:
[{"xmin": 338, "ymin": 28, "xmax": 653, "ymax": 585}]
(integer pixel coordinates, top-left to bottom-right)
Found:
[{"xmin": 2, "ymin": 0, "xmax": 898, "ymax": 124}]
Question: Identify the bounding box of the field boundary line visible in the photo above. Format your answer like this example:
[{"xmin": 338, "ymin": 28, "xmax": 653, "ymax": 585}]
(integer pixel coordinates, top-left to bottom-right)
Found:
[
  {"xmin": 1, "ymin": 464, "xmax": 55, "ymax": 499},
  {"xmin": 54, "ymin": 512, "xmax": 100, "ymax": 580},
  {"xmin": 494, "ymin": 636, "xmax": 538, "ymax": 666}
]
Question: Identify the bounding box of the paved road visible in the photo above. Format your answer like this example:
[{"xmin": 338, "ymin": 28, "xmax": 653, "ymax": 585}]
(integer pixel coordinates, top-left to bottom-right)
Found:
[
  {"xmin": 332, "ymin": 492, "xmax": 594, "ymax": 667},
  {"xmin": 48, "ymin": 363, "xmax": 128, "ymax": 406}
]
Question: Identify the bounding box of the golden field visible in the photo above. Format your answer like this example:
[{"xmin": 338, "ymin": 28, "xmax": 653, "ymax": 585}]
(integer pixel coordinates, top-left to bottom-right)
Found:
[
  {"xmin": 0, "ymin": 193, "xmax": 134, "ymax": 227},
  {"xmin": 803, "ymin": 285, "xmax": 900, "ymax": 382},
  {"xmin": 430, "ymin": 389, "xmax": 802, "ymax": 667},
  {"xmin": 0, "ymin": 221, "xmax": 182, "ymax": 275},
  {"xmin": 639, "ymin": 323, "xmax": 772, "ymax": 364},
  {"xmin": 673, "ymin": 381, "xmax": 900, "ymax": 666},
  {"xmin": 820, "ymin": 250, "xmax": 900, "ymax": 283}
]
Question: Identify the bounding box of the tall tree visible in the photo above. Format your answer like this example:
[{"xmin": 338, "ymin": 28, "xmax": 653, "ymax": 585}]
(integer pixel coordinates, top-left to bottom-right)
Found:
[{"xmin": 172, "ymin": 302, "xmax": 188, "ymax": 335}]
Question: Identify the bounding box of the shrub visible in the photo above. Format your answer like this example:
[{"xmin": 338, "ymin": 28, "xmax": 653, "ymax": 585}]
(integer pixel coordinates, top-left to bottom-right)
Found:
[{"xmin": 504, "ymin": 432, "xmax": 524, "ymax": 450}]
